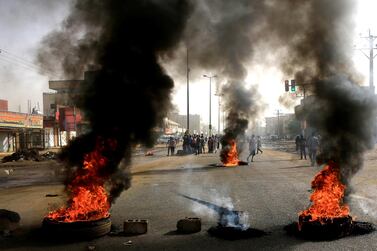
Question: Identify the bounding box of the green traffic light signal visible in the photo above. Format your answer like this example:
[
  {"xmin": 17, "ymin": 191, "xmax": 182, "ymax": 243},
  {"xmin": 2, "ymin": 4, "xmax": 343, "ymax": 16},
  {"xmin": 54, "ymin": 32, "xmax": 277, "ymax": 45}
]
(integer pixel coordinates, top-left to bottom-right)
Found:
[{"xmin": 290, "ymin": 80, "xmax": 296, "ymax": 92}]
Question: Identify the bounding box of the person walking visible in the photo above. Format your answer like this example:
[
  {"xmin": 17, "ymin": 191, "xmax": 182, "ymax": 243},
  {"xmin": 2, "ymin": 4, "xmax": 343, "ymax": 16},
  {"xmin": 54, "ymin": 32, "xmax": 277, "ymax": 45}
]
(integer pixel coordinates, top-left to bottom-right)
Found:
[
  {"xmin": 308, "ymin": 133, "xmax": 319, "ymax": 166},
  {"xmin": 167, "ymin": 136, "xmax": 176, "ymax": 156},
  {"xmin": 256, "ymin": 136, "xmax": 263, "ymax": 154},
  {"xmin": 247, "ymin": 135, "xmax": 257, "ymax": 162},
  {"xmin": 299, "ymin": 134, "xmax": 307, "ymax": 160}
]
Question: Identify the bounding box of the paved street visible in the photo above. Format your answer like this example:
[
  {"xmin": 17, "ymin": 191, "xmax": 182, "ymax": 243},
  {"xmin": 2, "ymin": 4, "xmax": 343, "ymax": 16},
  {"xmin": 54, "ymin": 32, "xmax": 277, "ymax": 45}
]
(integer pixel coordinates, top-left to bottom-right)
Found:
[{"xmin": 1, "ymin": 146, "xmax": 377, "ymax": 250}]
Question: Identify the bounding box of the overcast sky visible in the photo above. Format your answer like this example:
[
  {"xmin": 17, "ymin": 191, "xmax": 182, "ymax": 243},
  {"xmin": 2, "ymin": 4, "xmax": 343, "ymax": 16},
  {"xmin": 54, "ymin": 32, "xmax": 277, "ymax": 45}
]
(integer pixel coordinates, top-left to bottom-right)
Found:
[
  {"xmin": 0, "ymin": 0, "xmax": 70, "ymax": 112},
  {"xmin": 0, "ymin": 0, "xmax": 376, "ymax": 130}
]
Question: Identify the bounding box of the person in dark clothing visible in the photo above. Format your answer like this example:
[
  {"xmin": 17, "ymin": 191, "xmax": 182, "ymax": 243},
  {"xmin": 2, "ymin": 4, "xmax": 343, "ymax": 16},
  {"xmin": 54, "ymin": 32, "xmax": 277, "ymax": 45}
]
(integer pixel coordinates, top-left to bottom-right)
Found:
[
  {"xmin": 299, "ymin": 134, "xmax": 306, "ymax": 160},
  {"xmin": 295, "ymin": 135, "xmax": 300, "ymax": 152},
  {"xmin": 208, "ymin": 136, "xmax": 214, "ymax": 153},
  {"xmin": 200, "ymin": 135, "xmax": 205, "ymax": 154},
  {"xmin": 196, "ymin": 136, "xmax": 201, "ymax": 155},
  {"xmin": 167, "ymin": 137, "xmax": 176, "ymax": 156},
  {"xmin": 308, "ymin": 132, "xmax": 320, "ymax": 166}
]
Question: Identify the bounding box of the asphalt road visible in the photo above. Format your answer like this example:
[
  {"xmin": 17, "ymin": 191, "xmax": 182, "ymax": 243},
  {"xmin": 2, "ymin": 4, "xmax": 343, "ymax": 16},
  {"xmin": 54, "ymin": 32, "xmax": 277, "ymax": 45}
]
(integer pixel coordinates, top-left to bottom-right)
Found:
[{"xmin": 1, "ymin": 146, "xmax": 377, "ymax": 250}]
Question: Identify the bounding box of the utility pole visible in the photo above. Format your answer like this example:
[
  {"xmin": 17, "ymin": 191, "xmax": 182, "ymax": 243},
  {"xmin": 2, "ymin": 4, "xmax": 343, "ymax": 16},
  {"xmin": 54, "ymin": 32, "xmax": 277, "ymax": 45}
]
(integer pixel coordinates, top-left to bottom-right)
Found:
[
  {"xmin": 218, "ymin": 96, "xmax": 221, "ymax": 134},
  {"xmin": 276, "ymin": 109, "xmax": 282, "ymax": 139},
  {"xmin": 214, "ymin": 92, "xmax": 223, "ymax": 134},
  {"xmin": 186, "ymin": 47, "xmax": 190, "ymax": 132},
  {"xmin": 203, "ymin": 74, "xmax": 217, "ymax": 136},
  {"xmin": 359, "ymin": 30, "xmax": 377, "ymax": 92},
  {"xmin": 223, "ymin": 109, "xmax": 225, "ymax": 133}
]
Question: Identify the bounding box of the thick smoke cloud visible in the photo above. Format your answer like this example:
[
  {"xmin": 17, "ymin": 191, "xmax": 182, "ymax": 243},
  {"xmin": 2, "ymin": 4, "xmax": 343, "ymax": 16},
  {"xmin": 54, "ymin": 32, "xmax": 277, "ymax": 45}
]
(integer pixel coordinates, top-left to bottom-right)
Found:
[
  {"xmin": 179, "ymin": 0, "xmax": 376, "ymax": 190},
  {"xmin": 180, "ymin": 0, "xmax": 265, "ymax": 152},
  {"xmin": 38, "ymin": 0, "xmax": 192, "ymax": 202},
  {"xmin": 38, "ymin": 0, "xmax": 376, "ymax": 201},
  {"xmin": 258, "ymin": 0, "xmax": 377, "ymax": 190},
  {"xmin": 297, "ymin": 77, "xmax": 377, "ymax": 190}
]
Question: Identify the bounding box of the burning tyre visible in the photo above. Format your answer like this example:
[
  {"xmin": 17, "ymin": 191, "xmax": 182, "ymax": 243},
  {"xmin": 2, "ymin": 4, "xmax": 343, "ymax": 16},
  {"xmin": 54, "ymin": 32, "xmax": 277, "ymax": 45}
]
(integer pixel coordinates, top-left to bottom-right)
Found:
[
  {"xmin": 285, "ymin": 162, "xmax": 375, "ymax": 240},
  {"xmin": 43, "ymin": 139, "xmax": 115, "ymax": 239},
  {"xmin": 42, "ymin": 217, "xmax": 111, "ymax": 239},
  {"xmin": 297, "ymin": 215, "xmax": 353, "ymax": 240}
]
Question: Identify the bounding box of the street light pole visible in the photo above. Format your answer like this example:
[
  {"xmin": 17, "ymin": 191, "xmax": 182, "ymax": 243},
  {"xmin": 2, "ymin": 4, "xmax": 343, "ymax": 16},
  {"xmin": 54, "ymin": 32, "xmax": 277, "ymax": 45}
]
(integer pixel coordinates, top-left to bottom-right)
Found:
[
  {"xmin": 218, "ymin": 96, "xmax": 220, "ymax": 134},
  {"xmin": 214, "ymin": 93, "xmax": 223, "ymax": 134},
  {"xmin": 186, "ymin": 47, "xmax": 190, "ymax": 132},
  {"xmin": 276, "ymin": 109, "xmax": 282, "ymax": 139},
  {"xmin": 203, "ymin": 74, "xmax": 217, "ymax": 136}
]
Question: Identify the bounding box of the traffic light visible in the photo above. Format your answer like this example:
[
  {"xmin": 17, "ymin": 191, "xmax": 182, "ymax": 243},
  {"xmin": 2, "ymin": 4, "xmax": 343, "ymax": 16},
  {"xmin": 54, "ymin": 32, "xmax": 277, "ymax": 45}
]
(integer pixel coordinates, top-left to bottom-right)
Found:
[
  {"xmin": 284, "ymin": 80, "xmax": 289, "ymax": 92},
  {"xmin": 291, "ymin": 80, "xmax": 296, "ymax": 92}
]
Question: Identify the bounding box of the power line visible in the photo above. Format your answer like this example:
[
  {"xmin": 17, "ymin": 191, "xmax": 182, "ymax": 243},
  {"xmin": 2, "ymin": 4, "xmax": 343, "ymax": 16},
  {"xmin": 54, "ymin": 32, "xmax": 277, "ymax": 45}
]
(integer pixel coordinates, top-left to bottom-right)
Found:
[
  {"xmin": 0, "ymin": 56, "xmax": 58, "ymax": 78},
  {"xmin": 0, "ymin": 48, "xmax": 59, "ymax": 78},
  {"xmin": 0, "ymin": 56, "xmax": 41, "ymax": 73},
  {"xmin": 0, "ymin": 48, "xmax": 40, "ymax": 69}
]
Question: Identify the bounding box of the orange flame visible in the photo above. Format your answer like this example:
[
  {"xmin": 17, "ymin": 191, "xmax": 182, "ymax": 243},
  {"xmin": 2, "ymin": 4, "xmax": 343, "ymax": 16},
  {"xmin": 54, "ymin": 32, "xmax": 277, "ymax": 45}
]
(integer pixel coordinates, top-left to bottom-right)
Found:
[
  {"xmin": 299, "ymin": 161, "xmax": 350, "ymax": 224},
  {"xmin": 46, "ymin": 140, "xmax": 113, "ymax": 222},
  {"xmin": 223, "ymin": 140, "xmax": 240, "ymax": 167}
]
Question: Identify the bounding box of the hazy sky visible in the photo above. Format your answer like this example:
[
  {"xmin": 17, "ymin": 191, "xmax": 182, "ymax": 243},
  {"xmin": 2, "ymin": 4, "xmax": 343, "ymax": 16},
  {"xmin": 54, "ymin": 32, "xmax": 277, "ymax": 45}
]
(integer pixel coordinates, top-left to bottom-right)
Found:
[
  {"xmin": 173, "ymin": 0, "xmax": 377, "ymax": 130},
  {"xmin": 0, "ymin": 0, "xmax": 70, "ymax": 112},
  {"xmin": 0, "ymin": 0, "xmax": 376, "ymax": 130}
]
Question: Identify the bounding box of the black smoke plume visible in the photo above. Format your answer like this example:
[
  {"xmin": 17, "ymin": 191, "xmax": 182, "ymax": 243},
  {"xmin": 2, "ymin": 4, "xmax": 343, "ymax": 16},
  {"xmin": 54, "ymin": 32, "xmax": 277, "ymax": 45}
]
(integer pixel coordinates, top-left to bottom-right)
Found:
[
  {"xmin": 37, "ymin": 0, "xmax": 192, "ymax": 203},
  {"xmin": 257, "ymin": 0, "xmax": 377, "ymax": 192},
  {"xmin": 172, "ymin": 0, "xmax": 377, "ymax": 189},
  {"xmin": 180, "ymin": 0, "xmax": 265, "ymax": 157}
]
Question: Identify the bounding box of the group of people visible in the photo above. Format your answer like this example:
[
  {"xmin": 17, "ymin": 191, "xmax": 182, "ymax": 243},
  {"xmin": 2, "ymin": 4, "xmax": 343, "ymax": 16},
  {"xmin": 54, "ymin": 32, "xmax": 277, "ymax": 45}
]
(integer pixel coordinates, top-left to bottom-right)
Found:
[
  {"xmin": 247, "ymin": 135, "xmax": 263, "ymax": 163},
  {"xmin": 181, "ymin": 134, "xmax": 221, "ymax": 155},
  {"xmin": 295, "ymin": 132, "xmax": 320, "ymax": 166},
  {"xmin": 167, "ymin": 133, "xmax": 266, "ymax": 160}
]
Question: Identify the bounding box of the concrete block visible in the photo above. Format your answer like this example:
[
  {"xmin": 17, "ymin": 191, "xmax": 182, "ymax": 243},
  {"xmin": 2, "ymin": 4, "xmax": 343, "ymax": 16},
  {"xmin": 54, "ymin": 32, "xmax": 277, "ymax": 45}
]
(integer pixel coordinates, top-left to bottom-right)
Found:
[
  {"xmin": 177, "ymin": 217, "xmax": 201, "ymax": 234},
  {"xmin": 123, "ymin": 219, "xmax": 148, "ymax": 235}
]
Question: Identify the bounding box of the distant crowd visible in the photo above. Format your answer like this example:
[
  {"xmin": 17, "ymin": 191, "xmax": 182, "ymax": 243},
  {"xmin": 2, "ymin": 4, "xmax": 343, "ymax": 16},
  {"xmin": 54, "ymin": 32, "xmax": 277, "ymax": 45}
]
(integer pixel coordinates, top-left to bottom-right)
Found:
[
  {"xmin": 182, "ymin": 134, "xmax": 221, "ymax": 155},
  {"xmin": 165, "ymin": 134, "xmax": 221, "ymax": 156},
  {"xmin": 165, "ymin": 132, "xmax": 321, "ymax": 166}
]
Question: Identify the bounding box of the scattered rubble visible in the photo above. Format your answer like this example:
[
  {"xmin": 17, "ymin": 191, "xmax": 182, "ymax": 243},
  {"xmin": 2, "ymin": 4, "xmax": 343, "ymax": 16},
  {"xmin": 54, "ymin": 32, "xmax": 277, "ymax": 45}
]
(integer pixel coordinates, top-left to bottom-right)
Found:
[
  {"xmin": 1, "ymin": 150, "xmax": 58, "ymax": 163},
  {"xmin": 87, "ymin": 244, "xmax": 96, "ymax": 250},
  {"xmin": 123, "ymin": 240, "xmax": 133, "ymax": 246},
  {"xmin": 40, "ymin": 151, "xmax": 58, "ymax": 160},
  {"xmin": 3, "ymin": 169, "xmax": 14, "ymax": 175},
  {"xmin": 145, "ymin": 151, "xmax": 154, "ymax": 156},
  {"xmin": 45, "ymin": 194, "xmax": 59, "ymax": 197}
]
